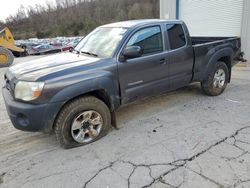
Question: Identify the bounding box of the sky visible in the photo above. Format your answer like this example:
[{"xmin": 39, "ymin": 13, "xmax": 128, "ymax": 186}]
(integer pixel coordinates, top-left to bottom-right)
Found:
[{"xmin": 0, "ymin": 0, "xmax": 50, "ymax": 21}]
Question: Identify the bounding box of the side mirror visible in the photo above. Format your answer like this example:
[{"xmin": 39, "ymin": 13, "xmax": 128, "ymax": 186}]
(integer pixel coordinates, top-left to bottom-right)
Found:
[
  {"xmin": 69, "ymin": 47, "xmax": 74, "ymax": 52},
  {"xmin": 123, "ymin": 46, "xmax": 142, "ymax": 59}
]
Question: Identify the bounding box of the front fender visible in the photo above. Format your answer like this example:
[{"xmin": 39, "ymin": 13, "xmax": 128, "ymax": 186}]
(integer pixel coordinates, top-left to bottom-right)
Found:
[{"xmin": 49, "ymin": 72, "xmax": 120, "ymax": 108}]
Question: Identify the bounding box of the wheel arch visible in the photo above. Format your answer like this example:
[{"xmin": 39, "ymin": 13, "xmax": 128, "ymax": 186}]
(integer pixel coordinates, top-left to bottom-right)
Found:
[
  {"xmin": 203, "ymin": 47, "xmax": 233, "ymax": 82},
  {"xmin": 52, "ymin": 89, "xmax": 115, "ymax": 131}
]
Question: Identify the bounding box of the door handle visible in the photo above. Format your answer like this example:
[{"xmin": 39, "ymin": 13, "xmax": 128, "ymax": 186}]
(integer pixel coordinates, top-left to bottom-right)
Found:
[{"xmin": 159, "ymin": 58, "xmax": 167, "ymax": 65}]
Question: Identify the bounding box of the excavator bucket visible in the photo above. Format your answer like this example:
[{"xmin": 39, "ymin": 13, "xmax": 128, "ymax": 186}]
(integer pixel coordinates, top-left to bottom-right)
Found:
[
  {"xmin": 0, "ymin": 27, "xmax": 15, "ymax": 44},
  {"xmin": 0, "ymin": 27, "xmax": 24, "ymax": 52}
]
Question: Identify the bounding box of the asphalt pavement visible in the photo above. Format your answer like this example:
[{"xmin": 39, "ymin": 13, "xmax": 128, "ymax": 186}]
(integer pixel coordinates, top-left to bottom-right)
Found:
[{"xmin": 0, "ymin": 56, "xmax": 250, "ymax": 188}]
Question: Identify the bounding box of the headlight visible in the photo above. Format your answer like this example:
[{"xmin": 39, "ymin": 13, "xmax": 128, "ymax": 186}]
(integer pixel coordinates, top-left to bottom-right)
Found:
[{"xmin": 15, "ymin": 81, "xmax": 44, "ymax": 101}]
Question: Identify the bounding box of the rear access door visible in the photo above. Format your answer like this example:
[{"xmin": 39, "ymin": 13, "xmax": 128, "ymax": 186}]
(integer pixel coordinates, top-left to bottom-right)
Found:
[{"xmin": 164, "ymin": 23, "xmax": 194, "ymax": 90}]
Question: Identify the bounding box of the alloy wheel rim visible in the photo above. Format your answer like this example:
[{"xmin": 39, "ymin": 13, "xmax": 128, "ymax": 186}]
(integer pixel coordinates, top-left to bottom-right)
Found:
[
  {"xmin": 213, "ymin": 68, "xmax": 226, "ymax": 89},
  {"xmin": 71, "ymin": 110, "xmax": 103, "ymax": 143}
]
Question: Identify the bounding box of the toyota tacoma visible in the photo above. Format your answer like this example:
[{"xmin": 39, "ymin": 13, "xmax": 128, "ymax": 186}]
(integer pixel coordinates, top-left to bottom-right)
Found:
[{"xmin": 2, "ymin": 19, "xmax": 241, "ymax": 148}]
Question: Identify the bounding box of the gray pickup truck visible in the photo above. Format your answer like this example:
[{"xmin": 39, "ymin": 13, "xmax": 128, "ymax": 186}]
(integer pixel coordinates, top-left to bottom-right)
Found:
[{"xmin": 3, "ymin": 19, "xmax": 241, "ymax": 148}]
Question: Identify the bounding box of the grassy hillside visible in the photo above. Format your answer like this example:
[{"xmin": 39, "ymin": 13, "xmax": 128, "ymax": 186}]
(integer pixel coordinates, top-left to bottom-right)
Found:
[{"xmin": 4, "ymin": 0, "xmax": 159, "ymax": 39}]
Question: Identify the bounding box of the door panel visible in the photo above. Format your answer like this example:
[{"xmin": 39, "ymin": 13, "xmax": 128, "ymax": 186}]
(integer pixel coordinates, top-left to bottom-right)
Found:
[
  {"xmin": 117, "ymin": 25, "xmax": 170, "ymax": 104},
  {"xmin": 168, "ymin": 47, "xmax": 194, "ymax": 90},
  {"xmin": 165, "ymin": 23, "xmax": 194, "ymax": 90},
  {"xmin": 118, "ymin": 52, "xmax": 170, "ymax": 104}
]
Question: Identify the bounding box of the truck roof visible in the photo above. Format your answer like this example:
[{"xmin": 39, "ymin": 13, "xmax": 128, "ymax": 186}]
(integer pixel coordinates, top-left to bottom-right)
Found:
[{"xmin": 101, "ymin": 19, "xmax": 183, "ymax": 28}]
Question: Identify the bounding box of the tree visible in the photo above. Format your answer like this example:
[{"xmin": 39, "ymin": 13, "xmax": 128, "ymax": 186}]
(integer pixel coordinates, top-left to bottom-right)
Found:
[{"xmin": 4, "ymin": 0, "xmax": 159, "ymax": 39}]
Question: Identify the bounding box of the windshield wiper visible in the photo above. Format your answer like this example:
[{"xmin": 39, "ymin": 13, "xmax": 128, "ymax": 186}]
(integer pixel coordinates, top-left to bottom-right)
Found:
[
  {"xmin": 81, "ymin": 51, "xmax": 98, "ymax": 57},
  {"xmin": 70, "ymin": 48, "xmax": 80, "ymax": 54}
]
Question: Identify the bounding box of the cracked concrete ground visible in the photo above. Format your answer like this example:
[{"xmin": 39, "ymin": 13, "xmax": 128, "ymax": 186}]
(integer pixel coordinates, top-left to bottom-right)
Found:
[{"xmin": 0, "ymin": 56, "xmax": 250, "ymax": 188}]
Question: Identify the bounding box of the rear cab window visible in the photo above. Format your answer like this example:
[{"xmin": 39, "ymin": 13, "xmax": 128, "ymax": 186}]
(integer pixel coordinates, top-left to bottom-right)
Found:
[
  {"xmin": 166, "ymin": 24, "xmax": 186, "ymax": 50},
  {"xmin": 126, "ymin": 26, "xmax": 163, "ymax": 56}
]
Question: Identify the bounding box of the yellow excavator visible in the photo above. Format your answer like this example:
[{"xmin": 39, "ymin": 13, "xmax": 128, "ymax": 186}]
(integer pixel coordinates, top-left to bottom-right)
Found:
[{"xmin": 0, "ymin": 27, "xmax": 24, "ymax": 67}]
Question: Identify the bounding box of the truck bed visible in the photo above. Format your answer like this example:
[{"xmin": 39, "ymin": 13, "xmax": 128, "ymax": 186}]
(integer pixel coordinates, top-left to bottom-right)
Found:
[
  {"xmin": 191, "ymin": 36, "xmax": 241, "ymax": 82},
  {"xmin": 191, "ymin": 36, "xmax": 237, "ymax": 46}
]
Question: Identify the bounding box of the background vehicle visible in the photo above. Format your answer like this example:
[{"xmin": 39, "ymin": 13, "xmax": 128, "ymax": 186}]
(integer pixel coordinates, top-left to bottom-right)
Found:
[
  {"xmin": 27, "ymin": 42, "xmax": 75, "ymax": 55},
  {"xmin": 0, "ymin": 27, "xmax": 25, "ymax": 67},
  {"xmin": 28, "ymin": 44, "xmax": 60, "ymax": 55},
  {"xmin": 2, "ymin": 19, "xmax": 241, "ymax": 148}
]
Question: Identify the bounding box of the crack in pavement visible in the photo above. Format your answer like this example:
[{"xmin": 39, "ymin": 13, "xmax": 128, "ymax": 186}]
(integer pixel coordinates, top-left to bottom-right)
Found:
[
  {"xmin": 159, "ymin": 167, "xmax": 187, "ymax": 188},
  {"xmin": 82, "ymin": 125, "xmax": 250, "ymax": 188},
  {"xmin": 185, "ymin": 167, "xmax": 224, "ymax": 187},
  {"xmin": 228, "ymin": 179, "xmax": 250, "ymax": 188},
  {"xmin": 218, "ymin": 135, "xmax": 250, "ymax": 161},
  {"xmin": 142, "ymin": 126, "xmax": 250, "ymax": 188},
  {"xmin": 158, "ymin": 178, "xmax": 181, "ymax": 188},
  {"xmin": 220, "ymin": 151, "xmax": 249, "ymax": 161},
  {"xmin": 83, "ymin": 160, "xmax": 118, "ymax": 188}
]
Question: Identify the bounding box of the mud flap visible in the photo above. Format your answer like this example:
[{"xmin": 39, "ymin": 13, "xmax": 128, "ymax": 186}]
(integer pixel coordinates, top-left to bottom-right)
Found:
[{"xmin": 111, "ymin": 111, "xmax": 118, "ymax": 130}]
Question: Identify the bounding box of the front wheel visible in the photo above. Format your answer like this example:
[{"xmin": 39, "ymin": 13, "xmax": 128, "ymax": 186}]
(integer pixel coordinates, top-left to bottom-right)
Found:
[
  {"xmin": 54, "ymin": 96, "xmax": 111, "ymax": 149},
  {"xmin": 0, "ymin": 47, "xmax": 14, "ymax": 67},
  {"xmin": 201, "ymin": 61, "xmax": 229, "ymax": 96}
]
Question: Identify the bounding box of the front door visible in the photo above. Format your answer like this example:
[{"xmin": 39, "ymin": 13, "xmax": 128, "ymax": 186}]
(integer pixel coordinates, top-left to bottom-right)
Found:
[{"xmin": 117, "ymin": 25, "xmax": 170, "ymax": 104}]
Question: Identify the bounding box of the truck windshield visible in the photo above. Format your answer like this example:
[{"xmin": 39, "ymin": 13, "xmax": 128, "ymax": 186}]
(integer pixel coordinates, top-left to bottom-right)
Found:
[{"xmin": 75, "ymin": 27, "xmax": 127, "ymax": 58}]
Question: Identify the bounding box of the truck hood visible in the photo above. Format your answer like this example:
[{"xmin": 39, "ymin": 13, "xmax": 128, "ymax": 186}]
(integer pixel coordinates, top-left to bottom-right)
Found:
[{"xmin": 8, "ymin": 52, "xmax": 101, "ymax": 81}]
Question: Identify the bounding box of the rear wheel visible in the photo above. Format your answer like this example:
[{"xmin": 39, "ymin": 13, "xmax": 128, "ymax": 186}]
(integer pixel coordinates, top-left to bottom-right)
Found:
[
  {"xmin": 54, "ymin": 96, "xmax": 111, "ymax": 149},
  {"xmin": 201, "ymin": 61, "xmax": 229, "ymax": 96},
  {"xmin": 0, "ymin": 47, "xmax": 14, "ymax": 67}
]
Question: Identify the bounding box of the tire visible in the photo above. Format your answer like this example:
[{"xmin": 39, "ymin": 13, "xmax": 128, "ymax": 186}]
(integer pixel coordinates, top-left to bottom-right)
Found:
[
  {"xmin": 201, "ymin": 61, "xmax": 229, "ymax": 96},
  {"xmin": 0, "ymin": 47, "xmax": 14, "ymax": 67},
  {"xmin": 54, "ymin": 96, "xmax": 111, "ymax": 149}
]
